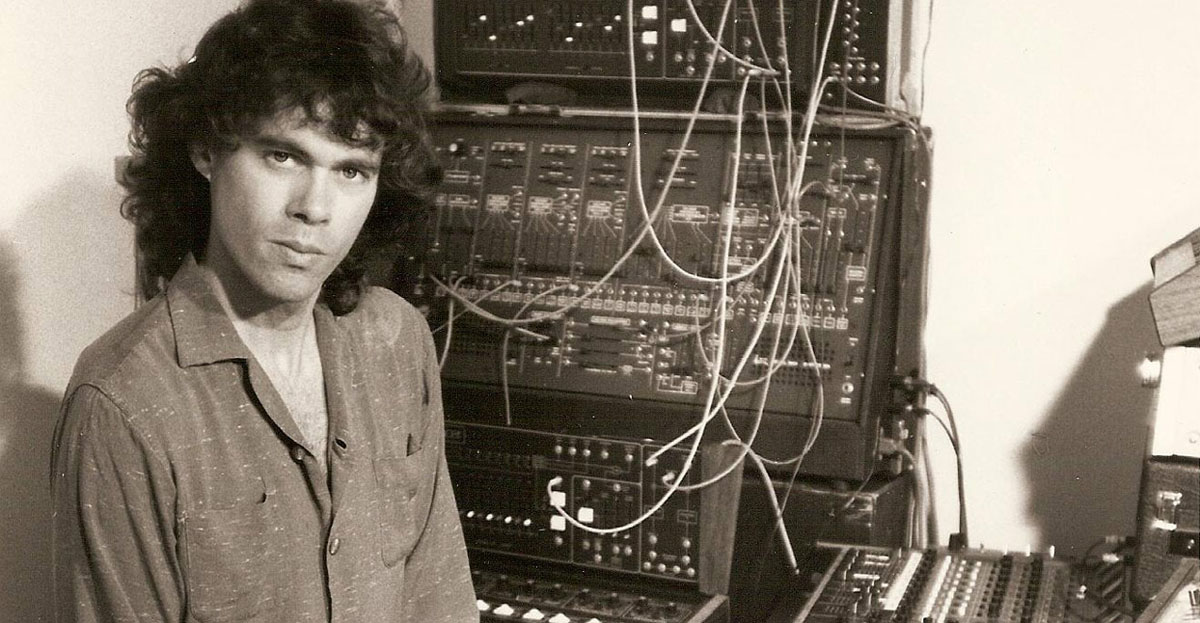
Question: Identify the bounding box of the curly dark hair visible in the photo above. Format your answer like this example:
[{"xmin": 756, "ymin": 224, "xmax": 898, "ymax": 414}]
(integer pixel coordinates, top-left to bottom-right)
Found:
[{"xmin": 121, "ymin": 0, "xmax": 439, "ymax": 314}]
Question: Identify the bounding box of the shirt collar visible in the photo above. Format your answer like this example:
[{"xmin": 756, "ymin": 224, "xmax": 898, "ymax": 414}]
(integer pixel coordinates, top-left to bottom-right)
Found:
[{"xmin": 166, "ymin": 255, "xmax": 251, "ymax": 367}]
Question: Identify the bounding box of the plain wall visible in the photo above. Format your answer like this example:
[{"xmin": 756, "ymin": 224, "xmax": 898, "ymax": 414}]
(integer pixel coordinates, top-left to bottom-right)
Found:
[
  {"xmin": 2, "ymin": 2, "xmax": 235, "ymax": 619},
  {"xmin": 920, "ymin": 1, "xmax": 1200, "ymax": 556},
  {"xmin": 0, "ymin": 0, "xmax": 1196, "ymax": 618}
]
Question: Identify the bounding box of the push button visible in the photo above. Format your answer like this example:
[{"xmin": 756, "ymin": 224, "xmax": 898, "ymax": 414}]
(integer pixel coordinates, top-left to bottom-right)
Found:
[
  {"xmin": 328, "ymin": 537, "xmax": 341, "ymax": 555},
  {"xmin": 290, "ymin": 445, "xmax": 305, "ymax": 462}
]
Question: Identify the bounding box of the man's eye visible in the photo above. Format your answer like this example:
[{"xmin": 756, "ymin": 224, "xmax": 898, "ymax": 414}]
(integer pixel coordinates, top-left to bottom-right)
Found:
[
  {"xmin": 342, "ymin": 167, "xmax": 366, "ymax": 180},
  {"xmin": 269, "ymin": 151, "xmax": 293, "ymax": 164}
]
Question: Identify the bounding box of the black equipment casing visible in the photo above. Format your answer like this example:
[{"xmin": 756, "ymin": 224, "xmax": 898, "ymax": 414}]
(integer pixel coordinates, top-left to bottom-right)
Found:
[{"xmin": 1133, "ymin": 456, "xmax": 1200, "ymax": 605}]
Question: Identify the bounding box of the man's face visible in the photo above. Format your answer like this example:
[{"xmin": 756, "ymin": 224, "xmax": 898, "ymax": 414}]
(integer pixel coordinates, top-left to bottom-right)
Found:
[{"xmin": 192, "ymin": 108, "xmax": 382, "ymax": 310}]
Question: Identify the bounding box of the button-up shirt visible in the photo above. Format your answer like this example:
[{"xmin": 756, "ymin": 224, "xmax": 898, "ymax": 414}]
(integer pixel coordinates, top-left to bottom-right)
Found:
[{"xmin": 51, "ymin": 258, "xmax": 478, "ymax": 622}]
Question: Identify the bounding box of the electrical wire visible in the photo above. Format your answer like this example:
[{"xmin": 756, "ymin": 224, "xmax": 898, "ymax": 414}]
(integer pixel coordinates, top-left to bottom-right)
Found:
[
  {"xmin": 542, "ymin": 0, "xmax": 746, "ymax": 535},
  {"xmin": 929, "ymin": 384, "xmax": 967, "ymax": 545},
  {"xmin": 440, "ymin": 0, "xmax": 884, "ymax": 544},
  {"xmin": 681, "ymin": 0, "xmax": 781, "ymax": 77},
  {"xmin": 562, "ymin": 0, "xmax": 844, "ymax": 531},
  {"xmin": 499, "ymin": 284, "xmax": 569, "ymax": 426},
  {"xmin": 435, "ymin": 275, "xmax": 471, "ymax": 370},
  {"xmin": 649, "ymin": 0, "xmax": 840, "ymax": 471}
]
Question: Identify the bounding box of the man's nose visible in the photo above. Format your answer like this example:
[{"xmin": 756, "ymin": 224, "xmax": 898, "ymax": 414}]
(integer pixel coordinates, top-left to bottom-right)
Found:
[{"xmin": 287, "ymin": 171, "xmax": 332, "ymax": 224}]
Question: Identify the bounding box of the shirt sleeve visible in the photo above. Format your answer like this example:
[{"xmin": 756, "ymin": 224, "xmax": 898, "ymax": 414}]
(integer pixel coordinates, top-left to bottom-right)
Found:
[
  {"xmin": 52, "ymin": 384, "xmax": 184, "ymax": 623},
  {"xmin": 399, "ymin": 322, "xmax": 480, "ymax": 623}
]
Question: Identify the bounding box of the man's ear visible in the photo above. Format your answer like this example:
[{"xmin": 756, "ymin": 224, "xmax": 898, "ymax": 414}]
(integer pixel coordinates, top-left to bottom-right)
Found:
[{"xmin": 189, "ymin": 142, "xmax": 214, "ymax": 180}]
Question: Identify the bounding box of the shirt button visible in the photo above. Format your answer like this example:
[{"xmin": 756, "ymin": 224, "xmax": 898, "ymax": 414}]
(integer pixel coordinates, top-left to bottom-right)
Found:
[
  {"xmin": 290, "ymin": 445, "xmax": 305, "ymax": 462},
  {"xmin": 328, "ymin": 537, "xmax": 341, "ymax": 555}
]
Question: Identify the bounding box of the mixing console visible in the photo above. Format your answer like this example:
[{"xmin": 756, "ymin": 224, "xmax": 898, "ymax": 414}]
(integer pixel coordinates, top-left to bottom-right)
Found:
[{"xmin": 781, "ymin": 544, "xmax": 1072, "ymax": 623}]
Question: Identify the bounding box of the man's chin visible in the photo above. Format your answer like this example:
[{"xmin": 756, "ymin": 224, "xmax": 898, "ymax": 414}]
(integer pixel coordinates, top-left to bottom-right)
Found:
[{"xmin": 250, "ymin": 273, "xmax": 326, "ymax": 309}]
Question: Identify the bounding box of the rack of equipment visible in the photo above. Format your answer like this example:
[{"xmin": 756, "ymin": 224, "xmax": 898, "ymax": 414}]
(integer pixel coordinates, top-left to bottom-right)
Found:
[
  {"xmin": 433, "ymin": 0, "xmax": 901, "ymax": 109},
  {"xmin": 391, "ymin": 2, "xmax": 933, "ymax": 619},
  {"xmin": 388, "ymin": 106, "xmax": 929, "ymax": 481},
  {"xmin": 447, "ymin": 422, "xmax": 742, "ymax": 623}
]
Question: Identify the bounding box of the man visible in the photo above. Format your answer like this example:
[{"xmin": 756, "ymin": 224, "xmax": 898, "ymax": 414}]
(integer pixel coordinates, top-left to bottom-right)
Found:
[{"xmin": 50, "ymin": 1, "xmax": 478, "ymax": 621}]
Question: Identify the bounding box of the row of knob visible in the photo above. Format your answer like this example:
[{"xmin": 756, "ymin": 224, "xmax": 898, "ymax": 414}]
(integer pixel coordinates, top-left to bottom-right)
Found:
[
  {"xmin": 478, "ymin": 596, "xmax": 686, "ymax": 622},
  {"xmin": 478, "ymin": 600, "xmax": 599, "ymax": 623}
]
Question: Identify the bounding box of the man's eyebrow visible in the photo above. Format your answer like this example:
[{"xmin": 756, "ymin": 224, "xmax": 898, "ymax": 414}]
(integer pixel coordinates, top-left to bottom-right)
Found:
[{"xmin": 252, "ymin": 135, "xmax": 312, "ymax": 160}]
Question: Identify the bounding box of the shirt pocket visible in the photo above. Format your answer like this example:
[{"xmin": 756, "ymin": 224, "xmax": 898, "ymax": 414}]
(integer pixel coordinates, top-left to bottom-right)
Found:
[
  {"xmin": 374, "ymin": 450, "xmax": 433, "ymax": 567},
  {"xmin": 182, "ymin": 474, "xmax": 279, "ymax": 622}
]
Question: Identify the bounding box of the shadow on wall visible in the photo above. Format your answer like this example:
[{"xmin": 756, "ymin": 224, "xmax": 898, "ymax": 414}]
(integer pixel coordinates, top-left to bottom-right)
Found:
[
  {"xmin": 0, "ymin": 237, "xmax": 61, "ymax": 621},
  {"xmin": 1022, "ymin": 284, "xmax": 1157, "ymax": 556},
  {"xmin": 1, "ymin": 168, "xmax": 131, "ymax": 621}
]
